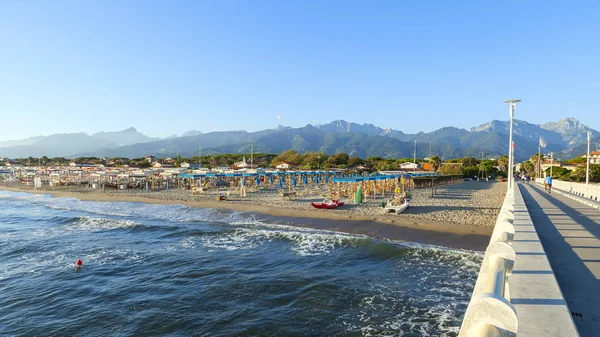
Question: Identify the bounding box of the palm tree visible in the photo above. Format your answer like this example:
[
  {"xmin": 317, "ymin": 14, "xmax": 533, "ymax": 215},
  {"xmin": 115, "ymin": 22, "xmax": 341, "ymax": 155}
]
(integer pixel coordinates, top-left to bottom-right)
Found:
[{"xmin": 497, "ymin": 155, "xmax": 509, "ymax": 172}]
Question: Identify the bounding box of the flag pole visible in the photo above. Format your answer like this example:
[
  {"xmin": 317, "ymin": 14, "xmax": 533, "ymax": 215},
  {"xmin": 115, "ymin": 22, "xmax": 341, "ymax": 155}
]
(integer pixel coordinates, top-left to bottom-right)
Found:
[{"xmin": 538, "ymin": 137, "xmax": 541, "ymax": 179}]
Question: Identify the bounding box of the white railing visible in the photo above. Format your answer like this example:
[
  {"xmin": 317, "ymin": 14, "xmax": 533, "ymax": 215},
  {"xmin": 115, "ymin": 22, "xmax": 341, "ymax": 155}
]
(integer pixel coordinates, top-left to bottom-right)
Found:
[
  {"xmin": 459, "ymin": 186, "xmax": 518, "ymax": 337},
  {"xmin": 535, "ymin": 178, "xmax": 600, "ymax": 202}
]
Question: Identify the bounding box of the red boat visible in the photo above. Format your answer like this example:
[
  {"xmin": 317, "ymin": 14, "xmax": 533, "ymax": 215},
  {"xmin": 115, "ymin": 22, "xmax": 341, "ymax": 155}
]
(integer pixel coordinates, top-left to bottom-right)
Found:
[{"xmin": 311, "ymin": 199, "xmax": 345, "ymax": 209}]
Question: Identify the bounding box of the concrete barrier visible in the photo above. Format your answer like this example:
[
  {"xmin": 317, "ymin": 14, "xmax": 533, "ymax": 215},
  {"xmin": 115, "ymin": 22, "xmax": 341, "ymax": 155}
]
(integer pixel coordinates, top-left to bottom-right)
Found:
[
  {"xmin": 535, "ymin": 178, "xmax": 600, "ymax": 202},
  {"xmin": 460, "ymin": 182, "xmax": 578, "ymax": 336},
  {"xmin": 459, "ymin": 186, "xmax": 518, "ymax": 337}
]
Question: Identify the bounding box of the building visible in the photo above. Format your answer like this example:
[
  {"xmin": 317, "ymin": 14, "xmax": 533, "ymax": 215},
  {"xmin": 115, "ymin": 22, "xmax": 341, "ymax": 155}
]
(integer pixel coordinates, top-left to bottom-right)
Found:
[
  {"xmin": 145, "ymin": 155, "xmax": 156, "ymax": 163},
  {"xmin": 5, "ymin": 161, "xmax": 23, "ymax": 168},
  {"xmin": 273, "ymin": 162, "xmax": 294, "ymax": 170},
  {"xmin": 153, "ymin": 162, "xmax": 175, "ymax": 168},
  {"xmin": 398, "ymin": 162, "xmax": 420, "ymax": 170},
  {"xmin": 582, "ymin": 151, "xmax": 600, "ymax": 165},
  {"xmin": 540, "ymin": 159, "xmax": 561, "ymax": 172},
  {"xmin": 180, "ymin": 162, "xmax": 201, "ymax": 169}
]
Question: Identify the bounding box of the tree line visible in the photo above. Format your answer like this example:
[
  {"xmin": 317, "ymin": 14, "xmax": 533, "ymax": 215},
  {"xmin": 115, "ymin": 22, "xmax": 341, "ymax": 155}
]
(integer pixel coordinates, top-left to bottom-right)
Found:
[{"xmin": 0, "ymin": 151, "xmax": 515, "ymax": 178}]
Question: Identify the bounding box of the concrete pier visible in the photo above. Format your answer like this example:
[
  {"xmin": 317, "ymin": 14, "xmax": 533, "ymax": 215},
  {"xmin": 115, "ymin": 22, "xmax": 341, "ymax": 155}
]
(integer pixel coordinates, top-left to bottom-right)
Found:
[{"xmin": 520, "ymin": 183, "xmax": 600, "ymax": 337}]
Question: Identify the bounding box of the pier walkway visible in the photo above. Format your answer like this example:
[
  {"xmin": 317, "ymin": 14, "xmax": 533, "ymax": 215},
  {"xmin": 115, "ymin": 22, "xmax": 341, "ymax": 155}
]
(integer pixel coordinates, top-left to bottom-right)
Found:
[{"xmin": 519, "ymin": 183, "xmax": 600, "ymax": 337}]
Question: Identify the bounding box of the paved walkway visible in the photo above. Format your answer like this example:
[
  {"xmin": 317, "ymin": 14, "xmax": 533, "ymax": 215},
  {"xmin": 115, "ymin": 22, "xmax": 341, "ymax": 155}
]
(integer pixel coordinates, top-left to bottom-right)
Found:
[{"xmin": 519, "ymin": 183, "xmax": 600, "ymax": 337}]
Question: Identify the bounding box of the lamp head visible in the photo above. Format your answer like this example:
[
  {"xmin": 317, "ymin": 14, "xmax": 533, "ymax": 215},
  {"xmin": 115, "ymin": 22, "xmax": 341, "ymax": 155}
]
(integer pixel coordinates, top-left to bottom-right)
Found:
[{"xmin": 504, "ymin": 99, "xmax": 522, "ymax": 103}]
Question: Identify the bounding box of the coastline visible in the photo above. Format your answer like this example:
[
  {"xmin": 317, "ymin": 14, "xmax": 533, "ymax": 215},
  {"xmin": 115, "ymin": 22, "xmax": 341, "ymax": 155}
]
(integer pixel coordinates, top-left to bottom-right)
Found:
[{"xmin": 0, "ymin": 185, "xmax": 492, "ymax": 250}]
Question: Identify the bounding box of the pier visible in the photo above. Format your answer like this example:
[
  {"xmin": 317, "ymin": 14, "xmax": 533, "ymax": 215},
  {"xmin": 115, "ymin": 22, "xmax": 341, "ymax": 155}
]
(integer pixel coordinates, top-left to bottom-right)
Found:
[{"xmin": 461, "ymin": 178, "xmax": 600, "ymax": 336}]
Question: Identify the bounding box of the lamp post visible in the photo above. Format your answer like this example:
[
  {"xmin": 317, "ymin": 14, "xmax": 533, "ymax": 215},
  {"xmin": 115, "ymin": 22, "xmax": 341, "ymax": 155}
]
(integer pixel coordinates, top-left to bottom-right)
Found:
[
  {"xmin": 504, "ymin": 100, "xmax": 521, "ymax": 188},
  {"xmin": 586, "ymin": 131, "xmax": 591, "ymax": 184}
]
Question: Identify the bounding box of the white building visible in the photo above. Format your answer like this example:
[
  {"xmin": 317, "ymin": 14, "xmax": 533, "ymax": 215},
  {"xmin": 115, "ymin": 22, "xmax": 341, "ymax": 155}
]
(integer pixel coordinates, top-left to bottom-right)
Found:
[
  {"xmin": 398, "ymin": 162, "xmax": 420, "ymax": 170},
  {"xmin": 273, "ymin": 162, "xmax": 294, "ymax": 170},
  {"xmin": 583, "ymin": 151, "xmax": 600, "ymax": 165}
]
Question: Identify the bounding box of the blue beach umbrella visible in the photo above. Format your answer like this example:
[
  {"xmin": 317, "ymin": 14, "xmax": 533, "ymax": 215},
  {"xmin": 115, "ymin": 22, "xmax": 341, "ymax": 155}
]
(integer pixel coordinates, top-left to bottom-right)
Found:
[
  {"xmin": 256, "ymin": 176, "xmax": 260, "ymax": 185},
  {"xmin": 270, "ymin": 175, "xmax": 273, "ymax": 184},
  {"xmin": 292, "ymin": 176, "xmax": 296, "ymax": 187},
  {"xmin": 278, "ymin": 177, "xmax": 283, "ymax": 189}
]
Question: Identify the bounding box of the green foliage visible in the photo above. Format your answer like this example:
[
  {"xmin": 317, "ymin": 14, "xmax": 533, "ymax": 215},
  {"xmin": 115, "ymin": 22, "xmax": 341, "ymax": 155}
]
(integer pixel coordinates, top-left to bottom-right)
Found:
[
  {"xmin": 461, "ymin": 157, "xmax": 479, "ymax": 167},
  {"xmin": 271, "ymin": 150, "xmax": 301, "ymax": 166},
  {"xmin": 348, "ymin": 156, "xmax": 364, "ymax": 167},
  {"xmin": 462, "ymin": 166, "xmax": 479, "ymax": 178},
  {"xmin": 566, "ymin": 156, "xmax": 586, "ymax": 164},
  {"xmin": 497, "ymin": 155, "xmax": 509, "ymax": 172},
  {"xmin": 520, "ymin": 161, "xmax": 535, "ymax": 175}
]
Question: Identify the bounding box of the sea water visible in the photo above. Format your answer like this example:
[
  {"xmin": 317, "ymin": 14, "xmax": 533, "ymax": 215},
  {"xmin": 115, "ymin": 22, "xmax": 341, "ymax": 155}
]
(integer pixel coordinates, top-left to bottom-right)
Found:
[{"xmin": 0, "ymin": 191, "xmax": 481, "ymax": 336}]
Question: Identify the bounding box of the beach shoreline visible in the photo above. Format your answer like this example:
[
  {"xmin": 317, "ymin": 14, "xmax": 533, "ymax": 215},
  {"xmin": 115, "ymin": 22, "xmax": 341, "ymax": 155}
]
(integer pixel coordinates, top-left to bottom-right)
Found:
[{"xmin": 0, "ymin": 184, "xmax": 495, "ymax": 250}]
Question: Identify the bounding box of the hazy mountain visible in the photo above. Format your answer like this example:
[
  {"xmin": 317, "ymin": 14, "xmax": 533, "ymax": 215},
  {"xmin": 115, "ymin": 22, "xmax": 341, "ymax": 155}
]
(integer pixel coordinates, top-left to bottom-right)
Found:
[
  {"xmin": 2, "ymin": 117, "xmax": 597, "ymax": 161},
  {"xmin": 470, "ymin": 119, "xmax": 566, "ymax": 146},
  {"xmin": 0, "ymin": 135, "xmax": 45, "ymax": 148},
  {"xmin": 0, "ymin": 133, "xmax": 119, "ymax": 158},
  {"xmin": 181, "ymin": 130, "xmax": 203, "ymax": 137},
  {"xmin": 470, "ymin": 117, "xmax": 598, "ymax": 149},
  {"xmin": 540, "ymin": 117, "xmax": 599, "ymax": 146},
  {"xmin": 0, "ymin": 127, "xmax": 156, "ymax": 158},
  {"xmin": 91, "ymin": 127, "xmax": 158, "ymax": 146}
]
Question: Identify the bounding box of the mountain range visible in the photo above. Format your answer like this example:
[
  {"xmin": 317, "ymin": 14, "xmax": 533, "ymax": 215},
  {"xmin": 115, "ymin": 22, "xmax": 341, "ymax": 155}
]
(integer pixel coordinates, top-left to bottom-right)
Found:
[{"xmin": 0, "ymin": 118, "xmax": 597, "ymax": 162}]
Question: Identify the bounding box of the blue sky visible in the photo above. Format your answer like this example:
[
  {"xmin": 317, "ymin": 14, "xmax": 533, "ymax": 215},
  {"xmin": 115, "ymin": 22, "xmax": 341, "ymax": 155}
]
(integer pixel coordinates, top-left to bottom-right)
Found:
[{"xmin": 1, "ymin": 0, "xmax": 599, "ymax": 141}]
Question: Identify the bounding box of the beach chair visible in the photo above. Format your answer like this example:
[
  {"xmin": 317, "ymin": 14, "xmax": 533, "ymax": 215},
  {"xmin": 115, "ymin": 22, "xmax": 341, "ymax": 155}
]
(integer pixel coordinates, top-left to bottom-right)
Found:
[{"xmin": 278, "ymin": 188, "xmax": 297, "ymax": 200}]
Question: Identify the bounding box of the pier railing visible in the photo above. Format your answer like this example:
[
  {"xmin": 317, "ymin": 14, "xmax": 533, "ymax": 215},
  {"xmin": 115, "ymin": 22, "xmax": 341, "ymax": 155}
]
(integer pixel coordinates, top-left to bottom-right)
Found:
[
  {"xmin": 535, "ymin": 178, "xmax": 600, "ymax": 203},
  {"xmin": 459, "ymin": 185, "xmax": 518, "ymax": 337}
]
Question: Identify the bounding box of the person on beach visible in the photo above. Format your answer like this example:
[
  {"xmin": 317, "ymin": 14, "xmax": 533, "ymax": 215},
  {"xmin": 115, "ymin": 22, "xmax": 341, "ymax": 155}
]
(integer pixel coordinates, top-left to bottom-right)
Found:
[{"xmin": 545, "ymin": 175, "xmax": 553, "ymax": 193}]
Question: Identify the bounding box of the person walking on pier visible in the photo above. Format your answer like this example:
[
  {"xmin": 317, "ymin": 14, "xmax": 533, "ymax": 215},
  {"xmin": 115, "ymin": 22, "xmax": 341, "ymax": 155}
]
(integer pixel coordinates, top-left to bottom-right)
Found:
[{"xmin": 545, "ymin": 175, "xmax": 553, "ymax": 193}]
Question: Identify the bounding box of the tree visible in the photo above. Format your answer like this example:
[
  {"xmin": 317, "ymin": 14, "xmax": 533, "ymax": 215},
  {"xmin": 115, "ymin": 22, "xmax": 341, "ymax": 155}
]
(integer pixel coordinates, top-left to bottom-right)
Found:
[
  {"xmin": 497, "ymin": 155, "xmax": 509, "ymax": 172},
  {"xmin": 461, "ymin": 156, "xmax": 479, "ymax": 167},
  {"xmin": 429, "ymin": 155, "xmax": 442, "ymax": 171},
  {"xmin": 348, "ymin": 156, "xmax": 364, "ymax": 167},
  {"xmin": 272, "ymin": 150, "xmax": 301, "ymax": 165},
  {"xmin": 326, "ymin": 153, "xmax": 349, "ymax": 168},
  {"xmin": 462, "ymin": 166, "xmax": 479, "ymax": 178},
  {"xmin": 520, "ymin": 161, "xmax": 535, "ymax": 175}
]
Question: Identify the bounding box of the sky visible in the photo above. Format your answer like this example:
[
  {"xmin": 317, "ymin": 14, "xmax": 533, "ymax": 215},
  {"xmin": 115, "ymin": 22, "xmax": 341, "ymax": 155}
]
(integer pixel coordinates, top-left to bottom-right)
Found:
[{"xmin": 0, "ymin": 0, "xmax": 599, "ymax": 141}]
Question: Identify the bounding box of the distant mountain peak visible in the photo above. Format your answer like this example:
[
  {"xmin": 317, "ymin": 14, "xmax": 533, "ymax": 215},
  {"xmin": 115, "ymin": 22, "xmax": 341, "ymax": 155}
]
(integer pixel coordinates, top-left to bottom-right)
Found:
[{"xmin": 181, "ymin": 130, "xmax": 203, "ymax": 137}]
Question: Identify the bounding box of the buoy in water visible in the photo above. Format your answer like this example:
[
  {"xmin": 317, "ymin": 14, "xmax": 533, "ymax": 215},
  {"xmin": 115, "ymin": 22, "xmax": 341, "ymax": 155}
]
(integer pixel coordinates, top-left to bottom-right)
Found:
[{"xmin": 76, "ymin": 258, "xmax": 83, "ymax": 266}]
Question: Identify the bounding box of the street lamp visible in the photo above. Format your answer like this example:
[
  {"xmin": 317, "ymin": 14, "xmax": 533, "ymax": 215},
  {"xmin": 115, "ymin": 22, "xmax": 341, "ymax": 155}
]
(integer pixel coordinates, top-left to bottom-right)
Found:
[{"xmin": 504, "ymin": 99, "xmax": 521, "ymax": 189}]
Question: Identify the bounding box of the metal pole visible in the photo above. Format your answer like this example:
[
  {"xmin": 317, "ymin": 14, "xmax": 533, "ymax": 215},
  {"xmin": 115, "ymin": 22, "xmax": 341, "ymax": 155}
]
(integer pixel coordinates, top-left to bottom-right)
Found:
[
  {"xmin": 586, "ymin": 131, "xmax": 591, "ymax": 184},
  {"xmin": 538, "ymin": 138, "xmax": 541, "ymax": 180},
  {"xmin": 414, "ymin": 140, "xmax": 416, "ymax": 172},
  {"xmin": 550, "ymin": 152, "xmax": 553, "ymax": 178},
  {"xmin": 508, "ymin": 103, "xmax": 515, "ymax": 188}
]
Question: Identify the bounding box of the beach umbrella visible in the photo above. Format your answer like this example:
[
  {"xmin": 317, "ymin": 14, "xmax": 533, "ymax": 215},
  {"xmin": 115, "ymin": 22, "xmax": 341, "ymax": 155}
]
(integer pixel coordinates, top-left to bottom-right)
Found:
[
  {"xmin": 256, "ymin": 176, "xmax": 260, "ymax": 185},
  {"xmin": 269, "ymin": 175, "xmax": 273, "ymax": 184},
  {"xmin": 292, "ymin": 175, "xmax": 296, "ymax": 187},
  {"xmin": 278, "ymin": 177, "xmax": 283, "ymax": 189},
  {"xmin": 325, "ymin": 174, "xmax": 329, "ymax": 183}
]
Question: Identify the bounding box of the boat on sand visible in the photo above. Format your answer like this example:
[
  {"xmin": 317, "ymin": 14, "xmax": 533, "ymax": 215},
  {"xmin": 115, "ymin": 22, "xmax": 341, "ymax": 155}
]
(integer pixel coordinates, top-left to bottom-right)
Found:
[{"xmin": 311, "ymin": 199, "xmax": 345, "ymax": 209}]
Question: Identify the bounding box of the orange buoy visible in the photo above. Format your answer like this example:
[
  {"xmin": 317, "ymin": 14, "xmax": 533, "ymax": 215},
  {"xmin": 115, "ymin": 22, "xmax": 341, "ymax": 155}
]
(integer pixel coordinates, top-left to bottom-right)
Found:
[{"xmin": 76, "ymin": 258, "xmax": 83, "ymax": 266}]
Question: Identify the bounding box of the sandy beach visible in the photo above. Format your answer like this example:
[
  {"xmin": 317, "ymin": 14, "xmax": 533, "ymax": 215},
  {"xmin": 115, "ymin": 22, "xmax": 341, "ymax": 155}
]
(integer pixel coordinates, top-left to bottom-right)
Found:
[{"xmin": 0, "ymin": 181, "xmax": 506, "ymax": 250}]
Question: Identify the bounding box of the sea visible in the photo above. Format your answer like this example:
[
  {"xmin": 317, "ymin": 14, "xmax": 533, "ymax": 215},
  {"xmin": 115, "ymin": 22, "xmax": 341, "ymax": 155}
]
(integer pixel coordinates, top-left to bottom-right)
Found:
[{"xmin": 0, "ymin": 190, "xmax": 481, "ymax": 337}]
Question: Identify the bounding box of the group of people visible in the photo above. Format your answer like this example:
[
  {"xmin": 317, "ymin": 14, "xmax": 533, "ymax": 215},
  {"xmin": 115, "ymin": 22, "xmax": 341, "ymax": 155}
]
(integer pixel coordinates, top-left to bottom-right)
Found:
[{"xmin": 519, "ymin": 174, "xmax": 531, "ymax": 184}]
